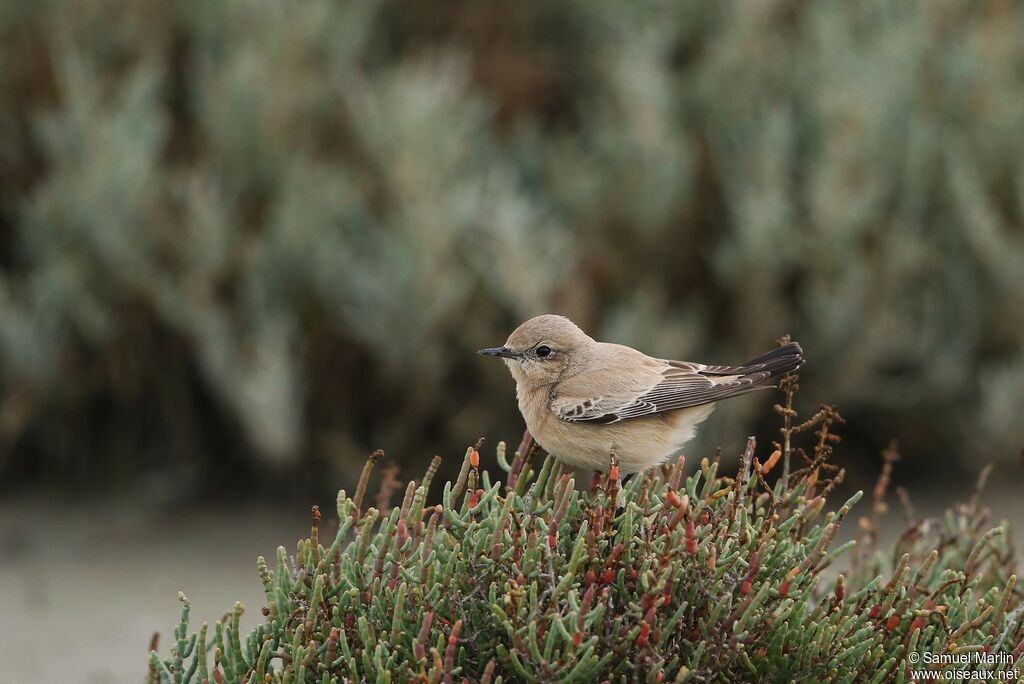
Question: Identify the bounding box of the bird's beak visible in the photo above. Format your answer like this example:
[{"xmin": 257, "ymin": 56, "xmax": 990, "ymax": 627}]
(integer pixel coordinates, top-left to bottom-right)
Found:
[{"xmin": 478, "ymin": 346, "xmax": 519, "ymax": 359}]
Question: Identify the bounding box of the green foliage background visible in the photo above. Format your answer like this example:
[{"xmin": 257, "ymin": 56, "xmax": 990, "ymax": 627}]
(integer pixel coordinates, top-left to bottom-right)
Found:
[{"xmin": 1, "ymin": 1, "xmax": 1023, "ymax": 488}]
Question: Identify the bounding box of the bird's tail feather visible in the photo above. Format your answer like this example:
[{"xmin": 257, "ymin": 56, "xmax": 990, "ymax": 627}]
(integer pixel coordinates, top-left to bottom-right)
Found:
[{"xmin": 738, "ymin": 341, "xmax": 803, "ymax": 377}]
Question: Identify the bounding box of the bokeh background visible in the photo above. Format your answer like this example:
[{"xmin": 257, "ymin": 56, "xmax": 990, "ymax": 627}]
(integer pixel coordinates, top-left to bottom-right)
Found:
[{"xmin": 1, "ymin": 1, "xmax": 1023, "ymax": 681}]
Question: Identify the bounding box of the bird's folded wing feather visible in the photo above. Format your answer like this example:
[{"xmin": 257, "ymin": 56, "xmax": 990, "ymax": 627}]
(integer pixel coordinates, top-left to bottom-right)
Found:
[{"xmin": 552, "ymin": 342, "xmax": 803, "ymax": 424}]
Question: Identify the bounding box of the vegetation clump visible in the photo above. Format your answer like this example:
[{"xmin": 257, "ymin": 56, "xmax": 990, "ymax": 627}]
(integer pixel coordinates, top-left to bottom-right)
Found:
[{"xmin": 149, "ymin": 382, "xmax": 1022, "ymax": 682}]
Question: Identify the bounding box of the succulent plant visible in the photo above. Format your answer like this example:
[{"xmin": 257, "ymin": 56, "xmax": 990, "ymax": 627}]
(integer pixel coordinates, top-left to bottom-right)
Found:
[{"xmin": 148, "ymin": 379, "xmax": 1022, "ymax": 682}]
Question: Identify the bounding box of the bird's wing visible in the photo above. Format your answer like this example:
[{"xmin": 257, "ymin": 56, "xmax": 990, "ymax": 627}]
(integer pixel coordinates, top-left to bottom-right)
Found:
[{"xmin": 552, "ymin": 342, "xmax": 803, "ymax": 424}]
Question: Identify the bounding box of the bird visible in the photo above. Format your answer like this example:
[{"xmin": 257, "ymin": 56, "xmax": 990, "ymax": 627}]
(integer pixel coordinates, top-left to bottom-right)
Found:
[{"xmin": 479, "ymin": 314, "xmax": 803, "ymax": 475}]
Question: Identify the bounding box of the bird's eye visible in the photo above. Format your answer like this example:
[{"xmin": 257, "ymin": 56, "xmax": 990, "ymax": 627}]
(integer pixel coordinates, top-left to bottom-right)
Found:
[{"xmin": 536, "ymin": 345, "xmax": 552, "ymax": 358}]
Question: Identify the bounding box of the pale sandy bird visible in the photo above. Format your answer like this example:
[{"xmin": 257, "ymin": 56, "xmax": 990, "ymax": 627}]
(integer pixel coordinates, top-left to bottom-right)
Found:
[{"xmin": 479, "ymin": 314, "xmax": 803, "ymax": 475}]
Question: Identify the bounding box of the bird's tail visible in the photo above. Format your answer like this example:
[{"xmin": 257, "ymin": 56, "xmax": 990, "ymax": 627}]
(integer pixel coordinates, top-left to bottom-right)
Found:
[
  {"xmin": 697, "ymin": 341, "xmax": 804, "ymax": 379},
  {"xmin": 737, "ymin": 341, "xmax": 804, "ymax": 378}
]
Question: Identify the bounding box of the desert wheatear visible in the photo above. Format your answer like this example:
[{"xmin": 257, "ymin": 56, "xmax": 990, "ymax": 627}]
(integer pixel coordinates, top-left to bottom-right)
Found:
[{"xmin": 479, "ymin": 314, "xmax": 802, "ymax": 474}]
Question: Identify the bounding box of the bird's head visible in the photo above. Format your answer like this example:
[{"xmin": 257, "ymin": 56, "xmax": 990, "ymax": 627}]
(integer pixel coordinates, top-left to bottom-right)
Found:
[{"xmin": 478, "ymin": 314, "xmax": 593, "ymax": 388}]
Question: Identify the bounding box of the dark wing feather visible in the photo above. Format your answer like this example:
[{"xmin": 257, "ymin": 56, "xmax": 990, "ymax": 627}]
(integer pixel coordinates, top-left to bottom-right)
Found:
[{"xmin": 554, "ymin": 342, "xmax": 803, "ymax": 424}]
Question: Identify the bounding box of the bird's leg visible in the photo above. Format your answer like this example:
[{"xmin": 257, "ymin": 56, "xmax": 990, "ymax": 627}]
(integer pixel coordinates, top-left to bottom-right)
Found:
[
  {"xmin": 615, "ymin": 473, "xmax": 632, "ymax": 511},
  {"xmin": 608, "ymin": 453, "xmax": 622, "ymax": 510}
]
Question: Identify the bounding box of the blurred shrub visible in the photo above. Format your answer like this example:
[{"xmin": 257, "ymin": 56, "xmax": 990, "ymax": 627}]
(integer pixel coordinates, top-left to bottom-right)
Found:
[{"xmin": 1, "ymin": 0, "xmax": 1023, "ymax": 486}]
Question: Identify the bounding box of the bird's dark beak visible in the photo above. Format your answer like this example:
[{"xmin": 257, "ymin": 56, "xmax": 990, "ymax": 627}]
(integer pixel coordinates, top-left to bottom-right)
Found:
[{"xmin": 478, "ymin": 346, "xmax": 518, "ymax": 359}]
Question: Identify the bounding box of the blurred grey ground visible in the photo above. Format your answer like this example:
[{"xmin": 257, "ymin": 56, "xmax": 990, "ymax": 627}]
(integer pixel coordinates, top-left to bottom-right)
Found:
[
  {"xmin": 2, "ymin": 469, "xmax": 1023, "ymax": 684},
  {"xmin": 0, "ymin": 497, "xmax": 307, "ymax": 684}
]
